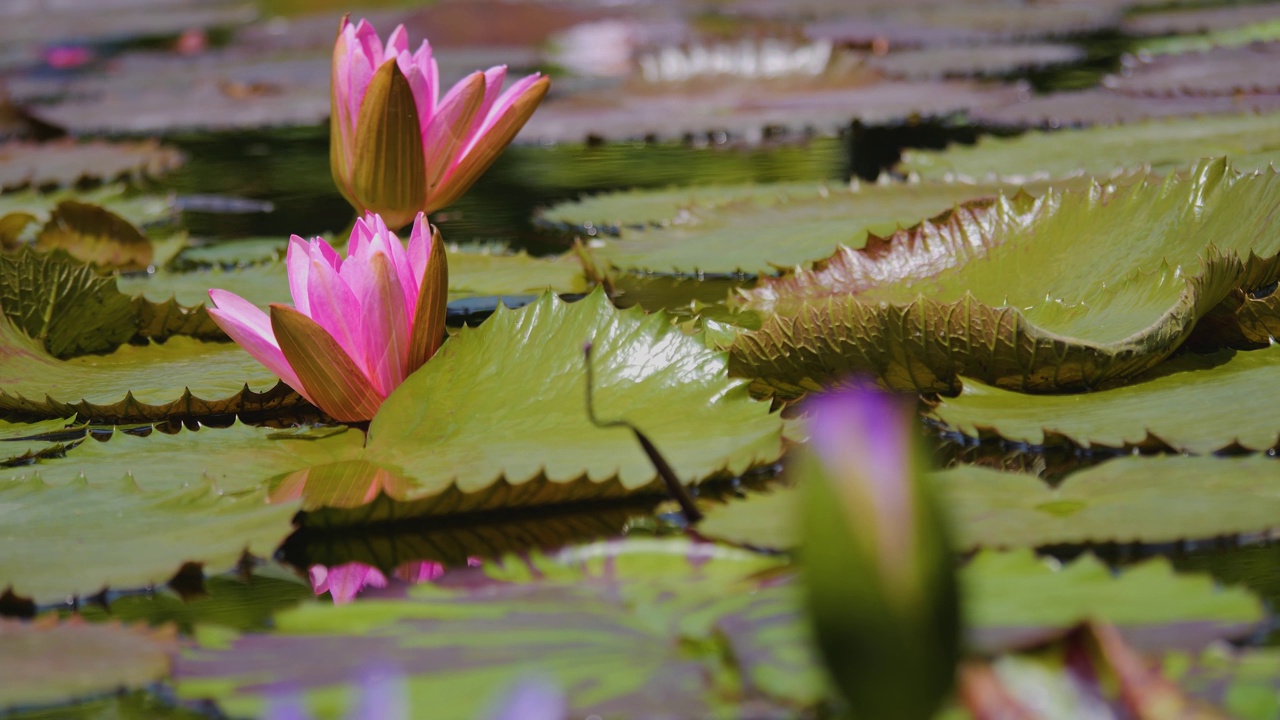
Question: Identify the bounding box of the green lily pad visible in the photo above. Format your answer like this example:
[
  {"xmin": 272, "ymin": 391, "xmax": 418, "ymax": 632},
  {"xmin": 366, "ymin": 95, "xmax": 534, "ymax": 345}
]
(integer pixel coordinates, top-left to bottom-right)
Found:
[
  {"xmin": 0, "ymin": 618, "xmax": 177, "ymax": 712},
  {"xmin": 171, "ymin": 236, "xmax": 289, "ymax": 269},
  {"xmin": 732, "ymin": 159, "xmax": 1280, "ymax": 396},
  {"xmin": 0, "ymin": 476, "xmax": 298, "ymax": 604},
  {"xmin": 173, "ymin": 539, "xmax": 823, "ymax": 720},
  {"xmin": 447, "ymin": 249, "xmax": 588, "ymax": 297},
  {"xmin": 940, "ymin": 458, "xmax": 1280, "ymax": 549},
  {"xmin": 3, "ymin": 291, "xmax": 782, "ymax": 517},
  {"xmin": 0, "ymin": 139, "xmax": 184, "ymax": 193},
  {"xmin": 965, "ymin": 551, "xmax": 1266, "ymax": 653},
  {"xmin": 703, "ymin": 453, "xmax": 1280, "ymax": 550},
  {"xmin": 932, "ymin": 345, "xmax": 1280, "ymax": 452},
  {"xmin": 899, "ymin": 111, "xmax": 1280, "ymax": 181},
  {"xmin": 1139, "ymin": 19, "xmax": 1280, "ymax": 56},
  {"xmin": 0, "ymin": 248, "xmax": 136, "ymax": 358},
  {"xmin": 583, "ymin": 179, "xmax": 1067, "ymax": 276},
  {"xmin": 0, "ymin": 320, "xmax": 301, "ymax": 423},
  {"xmin": 1105, "ymin": 44, "xmax": 1280, "ymax": 97}
]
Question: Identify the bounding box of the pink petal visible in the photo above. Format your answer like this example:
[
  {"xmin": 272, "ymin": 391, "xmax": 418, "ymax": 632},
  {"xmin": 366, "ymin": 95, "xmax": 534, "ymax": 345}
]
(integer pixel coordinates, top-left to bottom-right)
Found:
[
  {"xmin": 365, "ymin": 214, "xmax": 417, "ymax": 304},
  {"xmin": 383, "ymin": 24, "xmax": 408, "ymax": 59},
  {"xmin": 304, "ymin": 256, "xmax": 366, "ymax": 371},
  {"xmin": 422, "ymin": 71, "xmax": 486, "ymax": 186},
  {"xmin": 346, "ymin": 20, "xmax": 384, "ymax": 125},
  {"xmin": 411, "ymin": 39, "xmax": 436, "ymax": 118},
  {"xmin": 340, "ymin": 254, "xmax": 410, "ymax": 395},
  {"xmin": 452, "ymin": 72, "xmax": 543, "ymax": 169},
  {"xmin": 285, "ymin": 235, "xmax": 312, "ymax": 316},
  {"xmin": 314, "ymin": 236, "xmax": 343, "ymax": 270},
  {"xmin": 403, "ymin": 62, "xmax": 435, "ymax": 141},
  {"xmin": 348, "ymin": 215, "xmax": 375, "ymax": 258},
  {"xmin": 207, "ymin": 289, "xmax": 310, "ymax": 402},
  {"xmin": 406, "ymin": 212, "xmax": 430, "ymax": 300}
]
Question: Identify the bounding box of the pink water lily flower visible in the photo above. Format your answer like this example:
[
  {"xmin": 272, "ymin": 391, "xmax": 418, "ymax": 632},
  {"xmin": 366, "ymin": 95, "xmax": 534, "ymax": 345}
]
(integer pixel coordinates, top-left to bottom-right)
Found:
[
  {"xmin": 208, "ymin": 212, "xmax": 448, "ymax": 422},
  {"xmin": 331, "ymin": 16, "xmax": 551, "ymax": 229}
]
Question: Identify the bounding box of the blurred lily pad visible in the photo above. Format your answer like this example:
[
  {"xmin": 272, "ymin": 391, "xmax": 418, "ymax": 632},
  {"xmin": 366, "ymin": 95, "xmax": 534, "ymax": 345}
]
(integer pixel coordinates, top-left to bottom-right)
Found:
[
  {"xmin": 1104, "ymin": 43, "xmax": 1280, "ymax": 97},
  {"xmin": 0, "ymin": 139, "xmax": 183, "ymax": 193},
  {"xmin": 76, "ymin": 568, "xmax": 313, "ymax": 634},
  {"xmin": 867, "ymin": 44, "xmax": 1084, "ymax": 81},
  {"xmin": 0, "ymin": 185, "xmax": 176, "ymax": 230},
  {"xmin": 966, "ymin": 551, "xmax": 1266, "ymax": 653},
  {"xmin": 703, "ymin": 451, "xmax": 1280, "ymax": 551},
  {"xmin": 0, "ymin": 617, "xmax": 177, "ymax": 711},
  {"xmin": 931, "ymin": 346, "xmax": 1280, "ymax": 453},
  {"xmin": 174, "ymin": 539, "xmax": 822, "ymax": 719},
  {"xmin": 971, "ymin": 89, "xmax": 1280, "ymax": 131},
  {"xmin": 732, "ymin": 160, "xmax": 1280, "ymax": 396},
  {"xmin": 900, "ymin": 111, "xmax": 1280, "ymax": 181},
  {"xmin": 34, "ymin": 201, "xmax": 154, "ymax": 272},
  {"xmin": 0, "ymin": 475, "xmax": 298, "ymax": 604},
  {"xmin": 520, "ymin": 75, "xmax": 1020, "ymax": 143},
  {"xmin": 1123, "ymin": 3, "xmax": 1280, "ymax": 37}
]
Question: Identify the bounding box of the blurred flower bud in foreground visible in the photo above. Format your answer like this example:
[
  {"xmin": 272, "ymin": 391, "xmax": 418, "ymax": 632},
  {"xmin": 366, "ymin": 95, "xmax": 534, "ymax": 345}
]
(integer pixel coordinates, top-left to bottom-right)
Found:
[{"xmin": 796, "ymin": 384, "xmax": 960, "ymax": 720}]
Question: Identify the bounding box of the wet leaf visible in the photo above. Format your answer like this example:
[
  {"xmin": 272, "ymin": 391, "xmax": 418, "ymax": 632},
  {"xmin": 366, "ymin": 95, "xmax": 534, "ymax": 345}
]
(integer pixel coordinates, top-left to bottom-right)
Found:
[
  {"xmin": 0, "ymin": 139, "xmax": 183, "ymax": 192},
  {"xmin": 0, "ymin": 247, "xmax": 136, "ymax": 358},
  {"xmin": 0, "ymin": 617, "xmax": 177, "ymax": 711},
  {"xmin": 931, "ymin": 346, "xmax": 1280, "ymax": 453},
  {"xmin": 34, "ymin": 201, "xmax": 154, "ymax": 272},
  {"xmin": 732, "ymin": 160, "xmax": 1280, "ymax": 396},
  {"xmin": 354, "ymin": 289, "xmax": 783, "ymax": 518},
  {"xmin": 0, "ymin": 475, "xmax": 298, "ymax": 604},
  {"xmin": 174, "ymin": 539, "xmax": 822, "ymax": 719},
  {"xmin": 901, "ymin": 111, "xmax": 1280, "ymax": 180}
]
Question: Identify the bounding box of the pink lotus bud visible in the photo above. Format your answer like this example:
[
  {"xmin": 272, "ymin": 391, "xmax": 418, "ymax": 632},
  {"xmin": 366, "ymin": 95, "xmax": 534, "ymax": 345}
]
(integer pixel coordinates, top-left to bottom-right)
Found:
[
  {"xmin": 797, "ymin": 384, "xmax": 959, "ymax": 720},
  {"xmin": 207, "ymin": 212, "xmax": 448, "ymax": 422},
  {"xmin": 330, "ymin": 17, "xmax": 550, "ymax": 229}
]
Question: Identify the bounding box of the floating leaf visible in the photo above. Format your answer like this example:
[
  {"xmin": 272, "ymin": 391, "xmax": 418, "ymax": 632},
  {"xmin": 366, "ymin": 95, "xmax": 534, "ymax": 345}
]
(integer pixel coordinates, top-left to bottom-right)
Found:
[
  {"xmin": 0, "ymin": 476, "xmax": 299, "ymax": 604},
  {"xmin": 1105, "ymin": 44, "xmax": 1280, "ymax": 97},
  {"xmin": 3, "ymin": 292, "xmax": 783, "ymax": 517},
  {"xmin": 900, "ymin": 111, "xmax": 1280, "ymax": 180},
  {"xmin": 0, "ymin": 617, "xmax": 177, "ymax": 711},
  {"xmin": 732, "ymin": 160, "xmax": 1280, "ymax": 396},
  {"xmin": 0, "ymin": 322, "xmax": 302, "ymax": 423},
  {"xmin": 583, "ymin": 179, "xmax": 1065, "ymax": 276},
  {"xmin": 520, "ymin": 76, "xmax": 1019, "ymax": 144},
  {"xmin": 930, "ymin": 346, "xmax": 1280, "ymax": 452},
  {"xmin": 34, "ymin": 200, "xmax": 154, "ymax": 272},
  {"xmin": 971, "ymin": 89, "xmax": 1280, "ymax": 131},
  {"xmin": 1123, "ymin": 3, "xmax": 1280, "ymax": 37},
  {"xmin": 0, "ymin": 247, "xmax": 136, "ymax": 358},
  {"xmin": 1138, "ymin": 18, "xmax": 1280, "ymax": 56},
  {"xmin": 77, "ymin": 569, "xmax": 313, "ymax": 634},
  {"xmin": 704, "ymin": 450, "xmax": 1280, "ymax": 552},
  {"xmin": 799, "ymin": 2, "xmax": 1118, "ymax": 45},
  {"xmin": 939, "ymin": 457, "xmax": 1280, "ymax": 549},
  {"xmin": 965, "ymin": 551, "xmax": 1265, "ymax": 653},
  {"xmin": 866, "ymin": 44, "xmax": 1084, "ymax": 81},
  {"xmin": 447, "ymin": 249, "xmax": 588, "ymax": 297},
  {"xmin": 174, "ymin": 540, "xmax": 822, "ymax": 720},
  {"xmin": 0, "ymin": 185, "xmax": 176, "ymax": 230},
  {"xmin": 0, "ymin": 139, "xmax": 183, "ymax": 192},
  {"xmin": 354, "ymin": 289, "xmax": 783, "ymax": 518}
]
